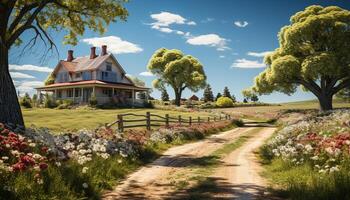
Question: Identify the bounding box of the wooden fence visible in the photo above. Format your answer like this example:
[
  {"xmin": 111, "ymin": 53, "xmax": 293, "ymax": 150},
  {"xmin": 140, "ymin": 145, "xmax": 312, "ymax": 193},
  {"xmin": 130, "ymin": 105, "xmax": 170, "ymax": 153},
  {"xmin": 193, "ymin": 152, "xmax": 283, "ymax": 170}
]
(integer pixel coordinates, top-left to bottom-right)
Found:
[{"xmin": 108, "ymin": 112, "xmax": 232, "ymax": 132}]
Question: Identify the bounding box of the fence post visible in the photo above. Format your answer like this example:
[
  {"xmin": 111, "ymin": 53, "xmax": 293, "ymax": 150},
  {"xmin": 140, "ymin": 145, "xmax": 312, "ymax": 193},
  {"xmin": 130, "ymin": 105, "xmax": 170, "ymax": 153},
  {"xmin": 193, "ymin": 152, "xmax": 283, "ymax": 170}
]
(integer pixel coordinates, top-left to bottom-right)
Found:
[
  {"xmin": 219, "ymin": 115, "xmax": 222, "ymax": 121},
  {"xmin": 208, "ymin": 117, "xmax": 210, "ymax": 122},
  {"xmin": 225, "ymin": 115, "xmax": 228, "ymax": 120},
  {"xmin": 117, "ymin": 114, "xmax": 124, "ymax": 132},
  {"xmin": 178, "ymin": 115, "xmax": 182, "ymax": 125},
  {"xmin": 214, "ymin": 116, "xmax": 216, "ymax": 121},
  {"xmin": 189, "ymin": 116, "xmax": 192, "ymax": 126},
  {"xmin": 229, "ymin": 115, "xmax": 231, "ymax": 120},
  {"xmin": 165, "ymin": 114, "xmax": 169, "ymax": 127},
  {"xmin": 198, "ymin": 116, "xmax": 201, "ymax": 124},
  {"xmin": 146, "ymin": 112, "xmax": 151, "ymax": 131}
]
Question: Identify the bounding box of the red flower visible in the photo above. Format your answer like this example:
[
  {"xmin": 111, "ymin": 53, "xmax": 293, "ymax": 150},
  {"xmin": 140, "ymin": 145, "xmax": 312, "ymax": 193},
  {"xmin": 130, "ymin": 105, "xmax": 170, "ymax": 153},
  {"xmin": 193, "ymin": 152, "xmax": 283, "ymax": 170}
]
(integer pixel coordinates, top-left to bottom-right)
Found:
[
  {"xmin": 8, "ymin": 132, "xmax": 18, "ymax": 138},
  {"xmin": 39, "ymin": 162, "xmax": 48, "ymax": 170},
  {"xmin": 1, "ymin": 129, "xmax": 9, "ymax": 134},
  {"xmin": 12, "ymin": 162, "xmax": 26, "ymax": 172},
  {"xmin": 20, "ymin": 155, "xmax": 36, "ymax": 166},
  {"xmin": 41, "ymin": 146, "xmax": 48, "ymax": 153}
]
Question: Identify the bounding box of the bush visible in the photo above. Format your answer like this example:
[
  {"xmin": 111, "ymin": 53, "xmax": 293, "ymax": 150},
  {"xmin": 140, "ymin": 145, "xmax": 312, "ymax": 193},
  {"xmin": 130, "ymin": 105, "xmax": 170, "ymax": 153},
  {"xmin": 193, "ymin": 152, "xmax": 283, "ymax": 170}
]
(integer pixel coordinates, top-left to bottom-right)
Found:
[
  {"xmin": 44, "ymin": 94, "xmax": 57, "ymax": 108},
  {"xmin": 89, "ymin": 95, "xmax": 98, "ymax": 107},
  {"xmin": 215, "ymin": 97, "xmax": 234, "ymax": 108},
  {"xmin": 20, "ymin": 94, "xmax": 32, "ymax": 108}
]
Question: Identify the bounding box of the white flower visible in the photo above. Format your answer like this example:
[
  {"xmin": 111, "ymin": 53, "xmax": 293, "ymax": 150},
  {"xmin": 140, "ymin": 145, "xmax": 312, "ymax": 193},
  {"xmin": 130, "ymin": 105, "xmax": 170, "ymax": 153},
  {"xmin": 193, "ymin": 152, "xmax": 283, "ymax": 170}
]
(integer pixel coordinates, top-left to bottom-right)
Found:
[
  {"xmin": 82, "ymin": 183, "xmax": 88, "ymax": 188},
  {"xmin": 311, "ymin": 155, "xmax": 319, "ymax": 161},
  {"xmin": 29, "ymin": 143, "xmax": 36, "ymax": 147},
  {"xmin": 55, "ymin": 162, "xmax": 61, "ymax": 167},
  {"xmin": 117, "ymin": 159, "xmax": 122, "ymax": 164},
  {"xmin": 82, "ymin": 167, "xmax": 89, "ymax": 174},
  {"xmin": 1, "ymin": 156, "xmax": 9, "ymax": 160},
  {"xmin": 330, "ymin": 166, "xmax": 339, "ymax": 173}
]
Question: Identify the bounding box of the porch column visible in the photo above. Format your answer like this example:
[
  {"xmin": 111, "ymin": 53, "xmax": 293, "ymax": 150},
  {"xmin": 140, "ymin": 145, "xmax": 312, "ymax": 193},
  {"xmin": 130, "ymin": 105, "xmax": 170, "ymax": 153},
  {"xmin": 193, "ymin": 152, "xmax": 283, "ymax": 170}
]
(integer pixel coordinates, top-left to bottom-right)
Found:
[
  {"xmin": 73, "ymin": 88, "xmax": 75, "ymax": 103},
  {"xmin": 132, "ymin": 89, "xmax": 135, "ymax": 107},
  {"xmin": 81, "ymin": 88, "xmax": 83, "ymax": 103},
  {"xmin": 54, "ymin": 89, "xmax": 57, "ymax": 100},
  {"xmin": 37, "ymin": 90, "xmax": 41, "ymax": 105},
  {"xmin": 92, "ymin": 86, "xmax": 96, "ymax": 97}
]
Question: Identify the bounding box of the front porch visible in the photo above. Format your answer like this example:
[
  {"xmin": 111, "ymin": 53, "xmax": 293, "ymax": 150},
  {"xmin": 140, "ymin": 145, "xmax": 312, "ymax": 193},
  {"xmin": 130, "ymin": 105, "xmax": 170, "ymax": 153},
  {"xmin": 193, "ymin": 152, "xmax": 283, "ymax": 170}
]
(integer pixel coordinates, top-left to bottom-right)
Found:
[{"xmin": 36, "ymin": 81, "xmax": 149, "ymax": 106}]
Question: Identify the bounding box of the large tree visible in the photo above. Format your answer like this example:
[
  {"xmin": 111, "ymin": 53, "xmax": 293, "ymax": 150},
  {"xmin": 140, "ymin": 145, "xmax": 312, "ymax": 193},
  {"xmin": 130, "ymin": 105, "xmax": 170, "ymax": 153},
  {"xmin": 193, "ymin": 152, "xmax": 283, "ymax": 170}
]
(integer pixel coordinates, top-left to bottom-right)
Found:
[
  {"xmin": 248, "ymin": 5, "xmax": 350, "ymax": 111},
  {"xmin": 147, "ymin": 48, "xmax": 207, "ymax": 106},
  {"xmin": 0, "ymin": 0, "xmax": 128, "ymax": 126}
]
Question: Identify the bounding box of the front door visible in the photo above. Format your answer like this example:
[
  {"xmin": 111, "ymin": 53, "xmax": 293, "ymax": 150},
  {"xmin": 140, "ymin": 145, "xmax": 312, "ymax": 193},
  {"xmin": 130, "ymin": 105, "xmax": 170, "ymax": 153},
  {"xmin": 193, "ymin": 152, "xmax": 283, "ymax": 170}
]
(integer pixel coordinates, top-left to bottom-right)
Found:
[{"xmin": 83, "ymin": 88, "xmax": 92, "ymax": 102}]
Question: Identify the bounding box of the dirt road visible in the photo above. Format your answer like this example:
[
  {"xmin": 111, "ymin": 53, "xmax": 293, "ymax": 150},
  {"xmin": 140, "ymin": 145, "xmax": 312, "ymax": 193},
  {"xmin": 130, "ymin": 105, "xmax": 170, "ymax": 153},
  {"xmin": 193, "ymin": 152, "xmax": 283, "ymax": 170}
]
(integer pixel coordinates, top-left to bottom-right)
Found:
[{"xmin": 103, "ymin": 125, "xmax": 276, "ymax": 200}]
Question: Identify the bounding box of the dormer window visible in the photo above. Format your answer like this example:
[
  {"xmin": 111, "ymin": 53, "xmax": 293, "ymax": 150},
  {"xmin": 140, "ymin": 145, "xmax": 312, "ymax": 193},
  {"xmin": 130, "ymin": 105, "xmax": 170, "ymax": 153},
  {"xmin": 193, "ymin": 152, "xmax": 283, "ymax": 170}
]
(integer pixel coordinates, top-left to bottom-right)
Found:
[{"xmin": 106, "ymin": 62, "xmax": 112, "ymax": 71}]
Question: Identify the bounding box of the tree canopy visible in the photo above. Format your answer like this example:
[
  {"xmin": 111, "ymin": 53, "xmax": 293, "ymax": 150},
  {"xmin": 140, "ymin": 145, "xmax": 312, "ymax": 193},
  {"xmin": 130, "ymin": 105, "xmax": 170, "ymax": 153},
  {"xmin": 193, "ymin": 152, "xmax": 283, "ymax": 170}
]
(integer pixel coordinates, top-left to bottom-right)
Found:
[
  {"xmin": 203, "ymin": 84, "xmax": 214, "ymax": 102},
  {"xmin": 223, "ymin": 87, "xmax": 232, "ymax": 99},
  {"xmin": 147, "ymin": 48, "xmax": 207, "ymax": 106},
  {"xmin": 249, "ymin": 5, "xmax": 350, "ymax": 111}
]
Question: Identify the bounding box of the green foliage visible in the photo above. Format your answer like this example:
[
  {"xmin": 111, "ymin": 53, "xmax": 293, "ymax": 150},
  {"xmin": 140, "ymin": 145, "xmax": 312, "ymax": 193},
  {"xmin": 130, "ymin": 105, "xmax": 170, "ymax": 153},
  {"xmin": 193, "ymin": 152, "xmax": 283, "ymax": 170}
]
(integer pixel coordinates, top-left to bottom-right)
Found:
[
  {"xmin": 44, "ymin": 74, "xmax": 55, "ymax": 86},
  {"xmin": 231, "ymin": 94, "xmax": 236, "ymax": 103},
  {"xmin": 243, "ymin": 98, "xmax": 248, "ymax": 103},
  {"xmin": 251, "ymin": 94, "xmax": 259, "ymax": 102},
  {"xmin": 336, "ymin": 87, "xmax": 350, "ymax": 102},
  {"xmin": 222, "ymin": 87, "xmax": 231, "ymax": 99},
  {"xmin": 127, "ymin": 75, "xmax": 146, "ymax": 87},
  {"xmin": 249, "ymin": 5, "xmax": 350, "ymax": 110},
  {"xmin": 19, "ymin": 93, "xmax": 32, "ymax": 108},
  {"xmin": 203, "ymin": 84, "xmax": 214, "ymax": 102},
  {"xmin": 44, "ymin": 94, "xmax": 57, "ymax": 108},
  {"xmin": 147, "ymin": 48, "xmax": 207, "ymax": 105},
  {"xmin": 161, "ymin": 90, "xmax": 170, "ymax": 101},
  {"xmin": 215, "ymin": 93, "xmax": 222, "ymax": 101},
  {"xmin": 89, "ymin": 95, "xmax": 98, "ymax": 107},
  {"xmin": 215, "ymin": 97, "xmax": 234, "ymax": 108}
]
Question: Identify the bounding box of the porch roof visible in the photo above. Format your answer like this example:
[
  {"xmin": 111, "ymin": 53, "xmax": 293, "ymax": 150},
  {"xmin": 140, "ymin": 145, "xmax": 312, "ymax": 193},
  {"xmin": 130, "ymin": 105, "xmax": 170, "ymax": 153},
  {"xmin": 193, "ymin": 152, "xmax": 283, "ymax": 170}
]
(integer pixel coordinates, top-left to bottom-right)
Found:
[{"xmin": 36, "ymin": 80, "xmax": 149, "ymax": 91}]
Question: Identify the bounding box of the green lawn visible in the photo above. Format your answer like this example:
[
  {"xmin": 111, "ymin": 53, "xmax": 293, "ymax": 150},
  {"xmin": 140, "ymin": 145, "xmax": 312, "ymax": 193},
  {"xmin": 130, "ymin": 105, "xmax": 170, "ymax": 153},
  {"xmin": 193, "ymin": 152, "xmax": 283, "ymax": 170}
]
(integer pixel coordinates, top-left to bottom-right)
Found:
[{"xmin": 22, "ymin": 108, "xmax": 212, "ymax": 133}]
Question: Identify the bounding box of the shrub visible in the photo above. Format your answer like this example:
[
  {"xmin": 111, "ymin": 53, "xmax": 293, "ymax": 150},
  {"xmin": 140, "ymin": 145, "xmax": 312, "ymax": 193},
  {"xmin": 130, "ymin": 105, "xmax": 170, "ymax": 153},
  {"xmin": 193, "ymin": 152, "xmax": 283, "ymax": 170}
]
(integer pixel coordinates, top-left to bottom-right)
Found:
[
  {"xmin": 89, "ymin": 95, "xmax": 98, "ymax": 107},
  {"xmin": 44, "ymin": 94, "xmax": 57, "ymax": 108},
  {"xmin": 232, "ymin": 119, "xmax": 244, "ymax": 127},
  {"xmin": 215, "ymin": 97, "xmax": 234, "ymax": 108},
  {"xmin": 20, "ymin": 93, "xmax": 32, "ymax": 108}
]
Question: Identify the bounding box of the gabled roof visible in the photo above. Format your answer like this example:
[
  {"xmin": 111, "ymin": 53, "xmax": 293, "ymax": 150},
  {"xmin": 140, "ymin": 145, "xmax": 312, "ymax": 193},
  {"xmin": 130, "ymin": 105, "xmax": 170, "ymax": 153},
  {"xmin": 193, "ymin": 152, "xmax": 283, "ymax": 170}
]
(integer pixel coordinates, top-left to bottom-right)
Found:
[{"xmin": 53, "ymin": 53, "xmax": 127, "ymax": 74}]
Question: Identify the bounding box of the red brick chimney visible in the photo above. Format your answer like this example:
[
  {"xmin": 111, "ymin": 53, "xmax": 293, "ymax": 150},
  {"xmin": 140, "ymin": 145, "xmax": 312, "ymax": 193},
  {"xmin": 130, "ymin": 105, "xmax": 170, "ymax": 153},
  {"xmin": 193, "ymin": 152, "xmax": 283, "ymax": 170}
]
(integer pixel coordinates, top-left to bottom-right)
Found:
[
  {"xmin": 90, "ymin": 47, "xmax": 97, "ymax": 59},
  {"xmin": 67, "ymin": 50, "xmax": 74, "ymax": 62},
  {"xmin": 101, "ymin": 45, "xmax": 107, "ymax": 56}
]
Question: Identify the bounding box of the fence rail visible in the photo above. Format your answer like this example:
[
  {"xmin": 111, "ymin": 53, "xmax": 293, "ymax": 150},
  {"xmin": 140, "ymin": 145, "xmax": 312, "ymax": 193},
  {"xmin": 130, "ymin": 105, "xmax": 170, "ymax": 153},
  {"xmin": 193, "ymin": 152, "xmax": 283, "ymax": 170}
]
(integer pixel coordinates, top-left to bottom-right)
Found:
[{"xmin": 108, "ymin": 112, "xmax": 231, "ymax": 132}]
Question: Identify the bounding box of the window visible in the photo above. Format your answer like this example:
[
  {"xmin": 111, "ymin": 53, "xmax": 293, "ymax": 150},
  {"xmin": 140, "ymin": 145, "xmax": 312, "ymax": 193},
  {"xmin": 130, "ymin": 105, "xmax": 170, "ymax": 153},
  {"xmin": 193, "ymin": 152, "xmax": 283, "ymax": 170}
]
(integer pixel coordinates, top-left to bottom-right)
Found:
[
  {"xmin": 75, "ymin": 89, "xmax": 81, "ymax": 97},
  {"xmin": 106, "ymin": 62, "xmax": 112, "ymax": 71},
  {"xmin": 102, "ymin": 89, "xmax": 112, "ymax": 97},
  {"xmin": 75, "ymin": 72, "xmax": 81, "ymax": 79},
  {"xmin": 67, "ymin": 89, "xmax": 73, "ymax": 97},
  {"xmin": 57, "ymin": 91, "xmax": 62, "ymax": 98}
]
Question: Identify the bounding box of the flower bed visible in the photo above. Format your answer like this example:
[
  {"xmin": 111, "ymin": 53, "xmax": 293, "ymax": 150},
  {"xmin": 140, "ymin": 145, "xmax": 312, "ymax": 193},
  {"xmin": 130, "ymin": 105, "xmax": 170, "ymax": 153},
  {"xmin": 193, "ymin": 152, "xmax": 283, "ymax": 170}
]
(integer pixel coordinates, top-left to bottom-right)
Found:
[
  {"xmin": 263, "ymin": 110, "xmax": 350, "ymax": 172},
  {"xmin": 0, "ymin": 119, "xmax": 237, "ymax": 199},
  {"xmin": 260, "ymin": 109, "xmax": 350, "ymax": 199}
]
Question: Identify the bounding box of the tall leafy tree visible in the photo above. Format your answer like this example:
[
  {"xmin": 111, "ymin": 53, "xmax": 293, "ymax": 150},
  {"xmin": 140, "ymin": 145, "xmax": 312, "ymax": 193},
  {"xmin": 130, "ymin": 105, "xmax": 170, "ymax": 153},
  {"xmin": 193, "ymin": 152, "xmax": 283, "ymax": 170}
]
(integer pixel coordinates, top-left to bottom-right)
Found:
[
  {"xmin": 203, "ymin": 84, "xmax": 214, "ymax": 102},
  {"xmin": 223, "ymin": 87, "xmax": 231, "ymax": 99},
  {"xmin": 0, "ymin": 1, "xmax": 128, "ymax": 126},
  {"xmin": 147, "ymin": 48, "xmax": 207, "ymax": 106},
  {"xmin": 161, "ymin": 89, "xmax": 170, "ymax": 101},
  {"xmin": 215, "ymin": 92, "xmax": 222, "ymax": 101},
  {"xmin": 248, "ymin": 5, "xmax": 350, "ymax": 111}
]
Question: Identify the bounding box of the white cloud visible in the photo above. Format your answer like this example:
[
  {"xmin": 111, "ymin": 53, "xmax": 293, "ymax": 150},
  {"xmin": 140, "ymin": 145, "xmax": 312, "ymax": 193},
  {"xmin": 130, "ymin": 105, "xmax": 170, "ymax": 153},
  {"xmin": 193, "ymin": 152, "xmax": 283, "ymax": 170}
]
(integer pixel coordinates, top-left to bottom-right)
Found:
[
  {"xmin": 186, "ymin": 34, "xmax": 230, "ymax": 51},
  {"xmin": 176, "ymin": 31, "xmax": 184, "ymax": 35},
  {"xmin": 139, "ymin": 71, "xmax": 154, "ymax": 77},
  {"xmin": 16, "ymin": 81, "xmax": 44, "ymax": 95},
  {"xmin": 10, "ymin": 72, "xmax": 35, "ymax": 79},
  {"xmin": 247, "ymin": 51, "xmax": 272, "ymax": 57},
  {"xmin": 231, "ymin": 58, "xmax": 266, "ymax": 68},
  {"xmin": 234, "ymin": 21, "xmax": 249, "ymax": 28},
  {"xmin": 81, "ymin": 36, "xmax": 143, "ymax": 54},
  {"xmin": 9, "ymin": 64, "xmax": 52, "ymax": 73},
  {"xmin": 201, "ymin": 18, "xmax": 214, "ymax": 23},
  {"xmin": 149, "ymin": 11, "xmax": 195, "ymax": 35},
  {"xmin": 187, "ymin": 21, "xmax": 196, "ymax": 25},
  {"xmin": 219, "ymin": 55, "xmax": 225, "ymax": 58}
]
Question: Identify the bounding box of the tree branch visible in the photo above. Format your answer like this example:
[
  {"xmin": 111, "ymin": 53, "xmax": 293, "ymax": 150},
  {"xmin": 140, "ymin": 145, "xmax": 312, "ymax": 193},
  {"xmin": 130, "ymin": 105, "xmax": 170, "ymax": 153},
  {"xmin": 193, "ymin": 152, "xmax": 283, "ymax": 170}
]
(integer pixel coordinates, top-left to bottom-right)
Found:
[
  {"xmin": 8, "ymin": 2, "xmax": 39, "ymax": 34},
  {"xmin": 332, "ymin": 78, "xmax": 350, "ymax": 95}
]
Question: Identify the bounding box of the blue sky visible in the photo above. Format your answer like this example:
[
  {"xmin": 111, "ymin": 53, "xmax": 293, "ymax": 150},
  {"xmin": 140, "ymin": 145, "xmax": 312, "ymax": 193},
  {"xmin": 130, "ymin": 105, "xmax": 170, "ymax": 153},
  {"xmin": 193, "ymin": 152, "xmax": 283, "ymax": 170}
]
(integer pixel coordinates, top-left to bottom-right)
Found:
[{"xmin": 10, "ymin": 0, "xmax": 350, "ymax": 103}]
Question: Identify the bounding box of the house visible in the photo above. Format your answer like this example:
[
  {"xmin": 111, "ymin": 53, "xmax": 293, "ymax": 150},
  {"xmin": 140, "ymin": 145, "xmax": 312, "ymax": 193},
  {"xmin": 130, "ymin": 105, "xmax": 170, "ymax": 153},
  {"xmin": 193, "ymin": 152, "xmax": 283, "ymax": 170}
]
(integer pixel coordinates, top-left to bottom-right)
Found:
[
  {"xmin": 36, "ymin": 45, "xmax": 149, "ymax": 106},
  {"xmin": 188, "ymin": 95, "xmax": 199, "ymax": 101}
]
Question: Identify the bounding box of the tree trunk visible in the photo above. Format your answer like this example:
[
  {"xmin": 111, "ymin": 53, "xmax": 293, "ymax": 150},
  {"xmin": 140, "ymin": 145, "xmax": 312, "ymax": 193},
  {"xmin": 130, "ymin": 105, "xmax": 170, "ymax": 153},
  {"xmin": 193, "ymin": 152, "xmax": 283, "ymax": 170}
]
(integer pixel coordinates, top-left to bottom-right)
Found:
[
  {"xmin": 0, "ymin": 46, "xmax": 24, "ymax": 127},
  {"xmin": 317, "ymin": 93, "xmax": 333, "ymax": 111},
  {"xmin": 174, "ymin": 89, "xmax": 182, "ymax": 107}
]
